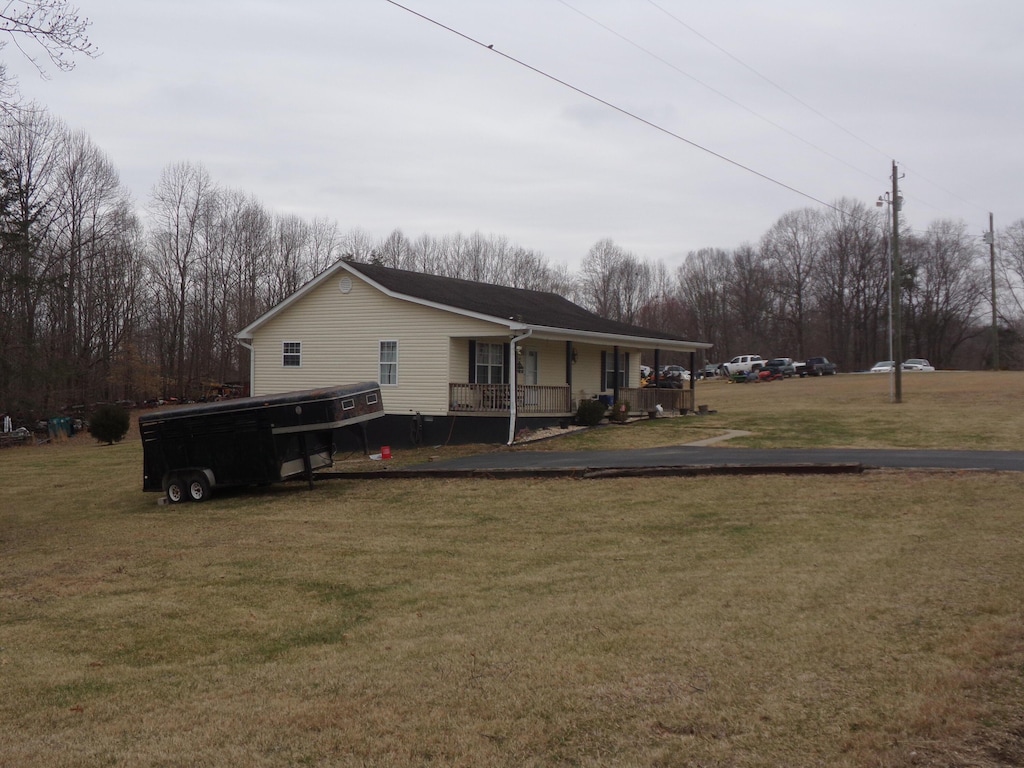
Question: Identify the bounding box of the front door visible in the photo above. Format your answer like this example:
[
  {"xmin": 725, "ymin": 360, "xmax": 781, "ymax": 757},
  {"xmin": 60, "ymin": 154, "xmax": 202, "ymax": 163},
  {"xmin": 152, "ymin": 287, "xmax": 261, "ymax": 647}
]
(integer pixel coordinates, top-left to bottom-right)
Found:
[{"xmin": 522, "ymin": 349, "xmax": 539, "ymax": 406}]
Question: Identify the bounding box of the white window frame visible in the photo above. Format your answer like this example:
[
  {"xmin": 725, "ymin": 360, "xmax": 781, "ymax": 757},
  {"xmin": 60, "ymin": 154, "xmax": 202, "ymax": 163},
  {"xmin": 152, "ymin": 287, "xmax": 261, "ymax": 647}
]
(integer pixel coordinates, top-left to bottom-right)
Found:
[
  {"xmin": 379, "ymin": 340, "xmax": 398, "ymax": 386},
  {"xmin": 283, "ymin": 341, "xmax": 302, "ymax": 367},
  {"xmin": 475, "ymin": 341, "xmax": 505, "ymax": 385},
  {"xmin": 603, "ymin": 351, "xmax": 628, "ymax": 390}
]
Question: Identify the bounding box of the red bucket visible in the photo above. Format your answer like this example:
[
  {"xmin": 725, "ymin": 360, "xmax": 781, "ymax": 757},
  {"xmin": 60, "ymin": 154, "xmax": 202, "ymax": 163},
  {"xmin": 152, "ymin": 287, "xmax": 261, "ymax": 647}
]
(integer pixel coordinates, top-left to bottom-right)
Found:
[{"xmin": 381, "ymin": 445, "xmax": 392, "ymax": 460}]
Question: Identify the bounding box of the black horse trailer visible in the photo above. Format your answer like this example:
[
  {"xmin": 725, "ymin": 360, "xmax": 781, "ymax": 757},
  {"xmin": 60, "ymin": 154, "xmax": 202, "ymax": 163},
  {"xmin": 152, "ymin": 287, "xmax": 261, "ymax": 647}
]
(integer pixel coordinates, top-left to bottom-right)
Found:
[{"xmin": 139, "ymin": 383, "xmax": 384, "ymax": 503}]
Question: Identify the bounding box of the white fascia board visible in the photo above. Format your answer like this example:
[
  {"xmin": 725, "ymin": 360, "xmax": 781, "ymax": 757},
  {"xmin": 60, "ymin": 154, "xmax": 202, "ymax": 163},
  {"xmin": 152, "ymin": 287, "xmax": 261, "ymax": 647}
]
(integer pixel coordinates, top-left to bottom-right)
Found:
[{"xmin": 525, "ymin": 324, "xmax": 713, "ymax": 351}]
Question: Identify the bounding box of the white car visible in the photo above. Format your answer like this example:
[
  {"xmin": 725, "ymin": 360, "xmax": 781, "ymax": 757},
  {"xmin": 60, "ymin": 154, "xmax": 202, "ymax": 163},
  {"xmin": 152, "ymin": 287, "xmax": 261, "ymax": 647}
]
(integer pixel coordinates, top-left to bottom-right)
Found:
[
  {"xmin": 902, "ymin": 358, "xmax": 935, "ymax": 372},
  {"xmin": 870, "ymin": 360, "xmax": 895, "ymax": 373},
  {"xmin": 660, "ymin": 365, "xmax": 691, "ymax": 381}
]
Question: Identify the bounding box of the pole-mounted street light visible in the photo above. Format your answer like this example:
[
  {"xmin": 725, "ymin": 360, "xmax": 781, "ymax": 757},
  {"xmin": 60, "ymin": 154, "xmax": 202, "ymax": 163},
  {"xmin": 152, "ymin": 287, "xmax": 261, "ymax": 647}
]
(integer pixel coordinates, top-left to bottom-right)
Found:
[
  {"xmin": 983, "ymin": 216, "xmax": 999, "ymax": 370},
  {"xmin": 876, "ymin": 161, "xmax": 904, "ymax": 404}
]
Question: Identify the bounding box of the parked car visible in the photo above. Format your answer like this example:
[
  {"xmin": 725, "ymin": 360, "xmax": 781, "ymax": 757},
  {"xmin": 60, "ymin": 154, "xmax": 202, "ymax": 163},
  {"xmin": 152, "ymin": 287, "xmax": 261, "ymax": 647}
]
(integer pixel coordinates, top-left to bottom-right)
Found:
[
  {"xmin": 659, "ymin": 365, "xmax": 691, "ymax": 381},
  {"xmin": 870, "ymin": 360, "xmax": 895, "ymax": 373},
  {"xmin": 647, "ymin": 365, "xmax": 689, "ymax": 388},
  {"xmin": 696, "ymin": 364, "xmax": 719, "ymax": 380},
  {"xmin": 902, "ymin": 358, "xmax": 935, "ymax": 372},
  {"xmin": 764, "ymin": 357, "xmax": 797, "ymax": 377},
  {"xmin": 800, "ymin": 356, "xmax": 837, "ymax": 376}
]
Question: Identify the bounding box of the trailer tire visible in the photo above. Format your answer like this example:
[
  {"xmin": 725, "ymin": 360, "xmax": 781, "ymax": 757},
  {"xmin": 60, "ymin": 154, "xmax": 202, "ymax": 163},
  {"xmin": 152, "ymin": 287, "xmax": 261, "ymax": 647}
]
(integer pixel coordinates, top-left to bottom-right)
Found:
[
  {"xmin": 187, "ymin": 472, "xmax": 211, "ymax": 502},
  {"xmin": 165, "ymin": 475, "xmax": 187, "ymax": 504}
]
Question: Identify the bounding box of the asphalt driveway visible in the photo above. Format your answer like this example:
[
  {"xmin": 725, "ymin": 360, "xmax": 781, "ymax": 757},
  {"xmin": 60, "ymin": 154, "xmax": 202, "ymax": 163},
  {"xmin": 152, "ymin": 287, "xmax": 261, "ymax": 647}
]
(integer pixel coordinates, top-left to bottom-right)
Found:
[{"xmin": 410, "ymin": 445, "xmax": 1024, "ymax": 474}]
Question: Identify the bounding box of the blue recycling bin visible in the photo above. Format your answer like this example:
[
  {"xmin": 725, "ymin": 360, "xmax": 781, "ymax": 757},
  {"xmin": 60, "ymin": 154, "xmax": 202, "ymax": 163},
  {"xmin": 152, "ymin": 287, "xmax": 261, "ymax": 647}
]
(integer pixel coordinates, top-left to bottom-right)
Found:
[{"xmin": 48, "ymin": 416, "xmax": 72, "ymax": 440}]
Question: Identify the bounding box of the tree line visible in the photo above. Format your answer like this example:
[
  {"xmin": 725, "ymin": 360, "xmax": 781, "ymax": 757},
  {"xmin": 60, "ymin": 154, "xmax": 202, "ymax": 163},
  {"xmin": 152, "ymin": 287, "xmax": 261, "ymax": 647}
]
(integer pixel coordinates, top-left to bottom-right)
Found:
[{"xmin": 1, "ymin": 108, "xmax": 1020, "ymax": 423}]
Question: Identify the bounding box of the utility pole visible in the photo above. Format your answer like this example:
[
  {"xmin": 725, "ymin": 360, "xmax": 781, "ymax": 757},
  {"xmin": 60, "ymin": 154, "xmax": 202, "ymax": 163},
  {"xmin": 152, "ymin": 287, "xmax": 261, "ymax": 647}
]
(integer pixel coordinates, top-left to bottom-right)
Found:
[
  {"xmin": 986, "ymin": 212, "xmax": 999, "ymax": 370},
  {"xmin": 891, "ymin": 161, "xmax": 903, "ymax": 404}
]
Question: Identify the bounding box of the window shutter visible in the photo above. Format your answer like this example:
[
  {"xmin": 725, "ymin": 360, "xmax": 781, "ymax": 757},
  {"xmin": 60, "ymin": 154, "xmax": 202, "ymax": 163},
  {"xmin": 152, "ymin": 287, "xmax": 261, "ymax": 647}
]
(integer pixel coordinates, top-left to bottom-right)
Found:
[
  {"xmin": 600, "ymin": 351, "xmax": 607, "ymax": 391},
  {"xmin": 468, "ymin": 340, "xmax": 477, "ymax": 383},
  {"xmin": 502, "ymin": 343, "xmax": 510, "ymax": 384},
  {"xmin": 624, "ymin": 352, "xmax": 630, "ymax": 387}
]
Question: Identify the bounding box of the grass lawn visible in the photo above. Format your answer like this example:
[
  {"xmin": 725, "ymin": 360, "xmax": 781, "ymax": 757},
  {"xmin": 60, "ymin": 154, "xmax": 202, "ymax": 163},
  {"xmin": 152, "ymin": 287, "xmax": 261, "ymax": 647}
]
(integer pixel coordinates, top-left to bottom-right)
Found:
[{"xmin": 2, "ymin": 372, "xmax": 1023, "ymax": 766}]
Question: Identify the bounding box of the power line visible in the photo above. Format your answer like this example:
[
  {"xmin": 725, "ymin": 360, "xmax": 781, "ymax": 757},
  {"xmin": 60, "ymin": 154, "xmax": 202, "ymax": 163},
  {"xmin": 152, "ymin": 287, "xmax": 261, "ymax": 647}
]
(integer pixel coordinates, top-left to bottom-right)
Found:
[
  {"xmin": 557, "ymin": 0, "xmax": 880, "ymax": 186},
  {"xmin": 645, "ymin": 0, "xmax": 892, "ymax": 163},
  {"xmin": 383, "ymin": 0, "xmax": 859, "ymax": 221},
  {"xmin": 644, "ymin": 0, "xmax": 990, "ymax": 219}
]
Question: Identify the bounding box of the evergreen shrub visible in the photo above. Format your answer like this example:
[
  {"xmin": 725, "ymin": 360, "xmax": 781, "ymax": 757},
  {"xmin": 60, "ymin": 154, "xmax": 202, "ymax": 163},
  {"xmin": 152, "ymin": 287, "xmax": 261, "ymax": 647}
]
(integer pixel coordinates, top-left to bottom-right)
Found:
[
  {"xmin": 575, "ymin": 398, "xmax": 607, "ymax": 427},
  {"xmin": 88, "ymin": 404, "xmax": 130, "ymax": 445}
]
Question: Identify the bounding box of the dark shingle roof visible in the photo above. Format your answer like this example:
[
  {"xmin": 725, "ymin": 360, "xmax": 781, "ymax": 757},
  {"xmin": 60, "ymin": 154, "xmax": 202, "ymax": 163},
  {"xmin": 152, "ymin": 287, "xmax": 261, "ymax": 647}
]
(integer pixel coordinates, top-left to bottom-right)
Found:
[{"xmin": 345, "ymin": 260, "xmax": 696, "ymax": 344}]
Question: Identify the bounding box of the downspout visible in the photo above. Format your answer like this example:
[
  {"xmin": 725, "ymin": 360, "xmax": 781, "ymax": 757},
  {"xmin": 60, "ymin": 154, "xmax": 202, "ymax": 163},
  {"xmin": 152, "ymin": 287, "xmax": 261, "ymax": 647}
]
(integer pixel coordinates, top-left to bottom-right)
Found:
[
  {"xmin": 508, "ymin": 328, "xmax": 533, "ymax": 445},
  {"xmin": 238, "ymin": 339, "xmax": 255, "ymax": 395}
]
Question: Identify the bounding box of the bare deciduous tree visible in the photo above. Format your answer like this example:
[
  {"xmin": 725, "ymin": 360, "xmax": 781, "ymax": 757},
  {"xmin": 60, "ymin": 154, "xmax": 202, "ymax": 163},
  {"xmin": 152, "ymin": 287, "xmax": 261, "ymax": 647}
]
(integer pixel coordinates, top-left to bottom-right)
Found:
[
  {"xmin": 578, "ymin": 238, "xmax": 658, "ymax": 324},
  {"xmin": 815, "ymin": 199, "xmax": 887, "ymax": 369},
  {"xmin": 676, "ymin": 248, "xmax": 733, "ymax": 354},
  {"xmin": 901, "ymin": 220, "xmax": 985, "ymax": 367},
  {"xmin": 0, "ymin": 1, "xmax": 97, "ymax": 117},
  {"xmin": 761, "ymin": 208, "xmax": 822, "ymax": 359},
  {"xmin": 147, "ymin": 161, "xmax": 214, "ymax": 398}
]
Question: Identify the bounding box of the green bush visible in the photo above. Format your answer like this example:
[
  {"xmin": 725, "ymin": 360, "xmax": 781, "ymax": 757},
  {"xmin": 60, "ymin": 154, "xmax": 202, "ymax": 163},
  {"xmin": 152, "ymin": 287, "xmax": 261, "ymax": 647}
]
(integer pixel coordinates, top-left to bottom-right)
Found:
[
  {"xmin": 88, "ymin": 404, "xmax": 130, "ymax": 445},
  {"xmin": 575, "ymin": 398, "xmax": 607, "ymax": 427},
  {"xmin": 610, "ymin": 399, "xmax": 631, "ymax": 423}
]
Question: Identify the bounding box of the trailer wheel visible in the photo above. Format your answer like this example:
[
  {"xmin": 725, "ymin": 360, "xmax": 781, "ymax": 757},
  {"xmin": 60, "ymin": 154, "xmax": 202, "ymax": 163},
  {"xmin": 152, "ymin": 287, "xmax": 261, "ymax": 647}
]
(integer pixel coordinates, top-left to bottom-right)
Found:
[
  {"xmin": 187, "ymin": 473, "xmax": 211, "ymax": 502},
  {"xmin": 165, "ymin": 476, "xmax": 187, "ymax": 504}
]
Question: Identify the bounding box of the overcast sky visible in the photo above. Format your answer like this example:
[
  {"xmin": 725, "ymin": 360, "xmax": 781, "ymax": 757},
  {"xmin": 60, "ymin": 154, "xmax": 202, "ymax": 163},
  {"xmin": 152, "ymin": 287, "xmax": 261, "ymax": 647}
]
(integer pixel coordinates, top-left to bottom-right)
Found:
[{"xmin": 7, "ymin": 1, "xmax": 1024, "ymax": 270}]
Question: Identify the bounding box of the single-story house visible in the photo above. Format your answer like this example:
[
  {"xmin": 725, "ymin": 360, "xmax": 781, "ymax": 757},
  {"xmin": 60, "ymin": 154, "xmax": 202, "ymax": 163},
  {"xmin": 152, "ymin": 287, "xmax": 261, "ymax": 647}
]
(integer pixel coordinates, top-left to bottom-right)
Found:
[{"xmin": 236, "ymin": 260, "xmax": 712, "ymax": 446}]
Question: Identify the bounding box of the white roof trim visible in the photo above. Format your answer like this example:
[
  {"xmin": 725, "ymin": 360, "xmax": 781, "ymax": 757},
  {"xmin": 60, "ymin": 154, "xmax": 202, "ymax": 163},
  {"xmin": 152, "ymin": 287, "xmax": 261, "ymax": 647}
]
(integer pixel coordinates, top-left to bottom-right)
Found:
[{"xmin": 525, "ymin": 325, "xmax": 713, "ymax": 350}]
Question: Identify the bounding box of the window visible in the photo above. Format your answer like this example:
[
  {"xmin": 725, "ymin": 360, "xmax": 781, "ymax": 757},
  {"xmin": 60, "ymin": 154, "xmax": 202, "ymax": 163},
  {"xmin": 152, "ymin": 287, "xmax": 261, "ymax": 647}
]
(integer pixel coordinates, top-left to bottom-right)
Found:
[
  {"xmin": 603, "ymin": 351, "xmax": 629, "ymax": 390},
  {"xmin": 379, "ymin": 340, "xmax": 398, "ymax": 385},
  {"xmin": 475, "ymin": 342, "xmax": 505, "ymax": 384},
  {"xmin": 283, "ymin": 341, "xmax": 301, "ymax": 367}
]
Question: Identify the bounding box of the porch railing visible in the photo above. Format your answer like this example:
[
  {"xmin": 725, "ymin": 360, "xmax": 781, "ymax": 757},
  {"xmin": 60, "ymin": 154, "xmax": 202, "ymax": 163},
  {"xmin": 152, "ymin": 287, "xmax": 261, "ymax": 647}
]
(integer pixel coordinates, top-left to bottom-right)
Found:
[
  {"xmin": 449, "ymin": 383, "xmax": 572, "ymax": 415},
  {"xmin": 619, "ymin": 386, "xmax": 693, "ymax": 414}
]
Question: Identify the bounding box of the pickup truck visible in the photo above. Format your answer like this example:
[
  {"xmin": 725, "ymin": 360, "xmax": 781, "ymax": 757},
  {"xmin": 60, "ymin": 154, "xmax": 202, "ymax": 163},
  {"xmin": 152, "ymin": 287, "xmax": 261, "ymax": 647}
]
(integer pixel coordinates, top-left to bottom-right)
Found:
[
  {"xmin": 799, "ymin": 356, "xmax": 838, "ymax": 377},
  {"xmin": 720, "ymin": 355, "xmax": 767, "ymax": 377}
]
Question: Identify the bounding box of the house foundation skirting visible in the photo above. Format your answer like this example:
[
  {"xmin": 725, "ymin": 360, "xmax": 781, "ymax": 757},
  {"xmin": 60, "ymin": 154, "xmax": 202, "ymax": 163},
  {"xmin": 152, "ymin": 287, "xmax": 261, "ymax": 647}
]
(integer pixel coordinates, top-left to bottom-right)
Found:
[{"xmin": 333, "ymin": 414, "xmax": 568, "ymax": 451}]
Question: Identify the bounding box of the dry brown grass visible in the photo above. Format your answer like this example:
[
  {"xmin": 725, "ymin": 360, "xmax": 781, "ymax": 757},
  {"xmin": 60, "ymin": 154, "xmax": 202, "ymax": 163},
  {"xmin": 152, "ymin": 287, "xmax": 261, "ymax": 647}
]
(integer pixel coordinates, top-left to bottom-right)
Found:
[
  {"xmin": 514, "ymin": 370, "xmax": 1024, "ymax": 453},
  {"xmin": 694, "ymin": 370, "xmax": 1024, "ymax": 450},
  {"xmin": 2, "ymin": 373, "xmax": 1024, "ymax": 767}
]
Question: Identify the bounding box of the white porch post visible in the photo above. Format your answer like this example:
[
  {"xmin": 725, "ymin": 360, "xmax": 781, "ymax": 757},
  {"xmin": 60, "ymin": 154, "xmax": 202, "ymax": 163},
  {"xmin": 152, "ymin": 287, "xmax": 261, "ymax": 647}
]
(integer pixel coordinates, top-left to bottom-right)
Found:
[{"xmin": 508, "ymin": 329, "xmax": 532, "ymax": 444}]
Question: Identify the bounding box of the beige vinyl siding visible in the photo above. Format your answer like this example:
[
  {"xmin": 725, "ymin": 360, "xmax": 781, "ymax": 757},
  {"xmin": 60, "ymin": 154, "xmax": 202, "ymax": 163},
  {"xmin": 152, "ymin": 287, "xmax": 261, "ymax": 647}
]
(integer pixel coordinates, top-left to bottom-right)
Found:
[
  {"xmin": 448, "ymin": 339, "xmax": 641, "ymax": 388},
  {"xmin": 566, "ymin": 345, "xmax": 643, "ymax": 400},
  {"xmin": 572, "ymin": 346, "xmax": 603, "ymax": 403},
  {"xmin": 521, "ymin": 340, "xmax": 567, "ymax": 387},
  {"xmin": 251, "ymin": 272, "xmax": 506, "ymax": 415}
]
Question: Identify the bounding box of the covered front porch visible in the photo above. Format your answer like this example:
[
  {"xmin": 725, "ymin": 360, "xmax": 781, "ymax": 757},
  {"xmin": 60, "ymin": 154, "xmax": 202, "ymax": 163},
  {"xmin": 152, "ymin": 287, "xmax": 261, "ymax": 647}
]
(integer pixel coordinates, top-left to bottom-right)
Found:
[{"xmin": 448, "ymin": 383, "xmax": 694, "ymax": 417}]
